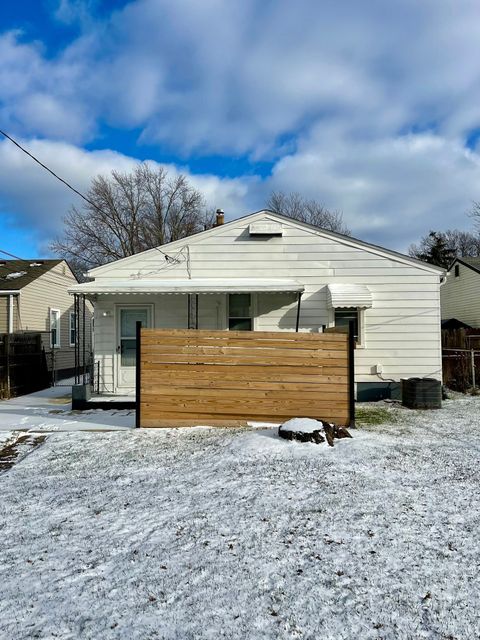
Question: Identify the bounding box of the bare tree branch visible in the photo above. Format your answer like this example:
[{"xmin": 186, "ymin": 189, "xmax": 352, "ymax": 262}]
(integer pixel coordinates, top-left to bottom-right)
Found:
[
  {"xmin": 50, "ymin": 164, "xmax": 211, "ymax": 277},
  {"xmin": 266, "ymin": 191, "xmax": 350, "ymax": 235}
]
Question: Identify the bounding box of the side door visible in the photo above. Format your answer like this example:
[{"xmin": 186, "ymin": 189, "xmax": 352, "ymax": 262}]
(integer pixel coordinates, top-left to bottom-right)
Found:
[{"xmin": 116, "ymin": 306, "xmax": 152, "ymax": 391}]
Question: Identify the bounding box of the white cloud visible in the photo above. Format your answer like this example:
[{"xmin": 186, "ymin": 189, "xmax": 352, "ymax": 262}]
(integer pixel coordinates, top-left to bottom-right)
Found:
[
  {"xmin": 0, "ymin": 138, "xmax": 249, "ymax": 243},
  {"xmin": 2, "ymin": 133, "xmax": 480, "ymax": 255},
  {"xmin": 270, "ymin": 128, "xmax": 480, "ymax": 249},
  {"xmin": 2, "ymin": 0, "xmax": 480, "ymax": 154},
  {"xmin": 2, "ymin": 1, "xmax": 480, "ymax": 252}
]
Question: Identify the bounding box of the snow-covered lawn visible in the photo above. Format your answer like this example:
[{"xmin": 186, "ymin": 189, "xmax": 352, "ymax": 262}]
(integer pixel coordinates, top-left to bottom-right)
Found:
[{"xmin": 1, "ymin": 395, "xmax": 479, "ymax": 639}]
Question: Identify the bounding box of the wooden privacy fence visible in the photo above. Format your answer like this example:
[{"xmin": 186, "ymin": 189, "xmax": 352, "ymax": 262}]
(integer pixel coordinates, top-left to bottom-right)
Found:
[
  {"xmin": 0, "ymin": 333, "xmax": 50, "ymax": 399},
  {"xmin": 137, "ymin": 328, "xmax": 355, "ymax": 428}
]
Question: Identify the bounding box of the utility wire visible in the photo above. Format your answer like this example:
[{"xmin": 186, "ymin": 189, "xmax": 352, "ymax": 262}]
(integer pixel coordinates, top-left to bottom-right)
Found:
[
  {"xmin": 0, "ymin": 129, "xmax": 103, "ymax": 213},
  {"xmin": 0, "ymin": 247, "xmax": 23, "ymax": 261},
  {"xmin": 0, "ymin": 129, "xmax": 174, "ymax": 262}
]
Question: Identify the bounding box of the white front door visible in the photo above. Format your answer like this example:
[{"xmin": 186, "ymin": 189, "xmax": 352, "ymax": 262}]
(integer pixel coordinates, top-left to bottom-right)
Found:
[{"xmin": 116, "ymin": 306, "xmax": 152, "ymax": 391}]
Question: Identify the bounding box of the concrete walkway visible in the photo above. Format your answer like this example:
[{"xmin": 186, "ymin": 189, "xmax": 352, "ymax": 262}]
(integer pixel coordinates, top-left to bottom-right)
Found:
[{"xmin": 0, "ymin": 386, "xmax": 135, "ymax": 436}]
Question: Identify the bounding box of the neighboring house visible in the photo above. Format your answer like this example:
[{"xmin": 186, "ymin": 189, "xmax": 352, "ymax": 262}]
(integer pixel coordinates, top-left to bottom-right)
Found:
[
  {"xmin": 441, "ymin": 257, "xmax": 480, "ymax": 328},
  {"xmin": 69, "ymin": 211, "xmax": 445, "ymax": 401},
  {"xmin": 0, "ymin": 259, "xmax": 91, "ymax": 377}
]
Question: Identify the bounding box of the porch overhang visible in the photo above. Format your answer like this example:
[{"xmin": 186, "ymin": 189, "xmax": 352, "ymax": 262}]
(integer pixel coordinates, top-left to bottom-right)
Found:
[
  {"xmin": 68, "ymin": 278, "xmax": 305, "ymax": 296},
  {"xmin": 327, "ymin": 284, "xmax": 372, "ymax": 308}
]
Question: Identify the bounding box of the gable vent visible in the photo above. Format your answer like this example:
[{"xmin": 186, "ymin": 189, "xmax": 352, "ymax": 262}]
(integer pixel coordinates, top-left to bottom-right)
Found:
[{"xmin": 249, "ymin": 221, "xmax": 283, "ymax": 236}]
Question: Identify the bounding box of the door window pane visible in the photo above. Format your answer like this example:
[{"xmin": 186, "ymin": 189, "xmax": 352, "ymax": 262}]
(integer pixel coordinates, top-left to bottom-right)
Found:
[
  {"xmin": 119, "ymin": 308, "xmax": 149, "ymax": 367},
  {"xmin": 121, "ymin": 309, "xmax": 148, "ymax": 337},
  {"xmin": 121, "ymin": 338, "xmax": 137, "ymax": 366}
]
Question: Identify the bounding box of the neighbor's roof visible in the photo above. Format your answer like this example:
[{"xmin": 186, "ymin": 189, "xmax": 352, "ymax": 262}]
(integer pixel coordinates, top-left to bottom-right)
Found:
[
  {"xmin": 68, "ymin": 278, "xmax": 305, "ymax": 295},
  {"xmin": 450, "ymin": 257, "xmax": 480, "ymax": 275},
  {"xmin": 0, "ymin": 260, "xmax": 63, "ymax": 291}
]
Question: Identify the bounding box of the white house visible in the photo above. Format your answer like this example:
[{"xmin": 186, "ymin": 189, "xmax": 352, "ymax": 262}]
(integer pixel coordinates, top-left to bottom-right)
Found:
[
  {"xmin": 69, "ymin": 210, "xmax": 444, "ymax": 401},
  {"xmin": 441, "ymin": 257, "xmax": 480, "ymax": 328}
]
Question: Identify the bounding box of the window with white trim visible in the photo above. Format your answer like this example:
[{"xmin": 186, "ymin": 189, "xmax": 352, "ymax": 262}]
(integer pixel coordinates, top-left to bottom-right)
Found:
[
  {"xmin": 334, "ymin": 307, "xmax": 364, "ymax": 346},
  {"xmin": 69, "ymin": 312, "xmax": 76, "ymax": 347},
  {"xmin": 50, "ymin": 309, "xmax": 60, "ymax": 347},
  {"xmin": 228, "ymin": 294, "xmax": 253, "ymax": 331}
]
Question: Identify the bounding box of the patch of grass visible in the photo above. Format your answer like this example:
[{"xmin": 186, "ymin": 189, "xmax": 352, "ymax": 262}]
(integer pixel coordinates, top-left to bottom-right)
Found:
[
  {"xmin": 355, "ymin": 405, "xmax": 396, "ymax": 427},
  {"xmin": 48, "ymin": 396, "xmax": 71, "ymax": 405}
]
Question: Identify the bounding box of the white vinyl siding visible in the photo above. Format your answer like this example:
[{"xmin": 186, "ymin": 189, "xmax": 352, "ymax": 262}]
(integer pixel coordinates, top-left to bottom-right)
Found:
[
  {"xmin": 20, "ymin": 261, "xmax": 93, "ymax": 372},
  {"xmin": 88, "ymin": 214, "xmax": 443, "ymax": 392},
  {"xmin": 441, "ymin": 262, "xmax": 480, "ymax": 327}
]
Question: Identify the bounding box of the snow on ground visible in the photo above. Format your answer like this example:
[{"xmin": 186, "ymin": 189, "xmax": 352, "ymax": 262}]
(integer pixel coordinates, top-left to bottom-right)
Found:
[
  {"xmin": 0, "ymin": 386, "xmax": 134, "ymax": 432},
  {"xmin": 0, "ymin": 430, "xmax": 13, "ymax": 446},
  {"xmin": 0, "ymin": 394, "xmax": 480, "ymax": 639}
]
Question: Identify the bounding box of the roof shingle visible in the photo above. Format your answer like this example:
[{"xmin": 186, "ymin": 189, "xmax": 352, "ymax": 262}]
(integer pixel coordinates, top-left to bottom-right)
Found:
[{"xmin": 0, "ymin": 260, "xmax": 63, "ymax": 291}]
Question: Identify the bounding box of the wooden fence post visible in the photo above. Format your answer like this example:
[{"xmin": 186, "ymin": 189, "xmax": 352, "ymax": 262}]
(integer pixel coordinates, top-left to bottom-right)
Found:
[
  {"xmin": 135, "ymin": 321, "xmax": 142, "ymax": 428},
  {"xmin": 471, "ymin": 349, "xmax": 476, "ymax": 390},
  {"xmin": 5, "ymin": 333, "xmax": 11, "ymax": 399},
  {"xmin": 348, "ymin": 320, "xmax": 356, "ymax": 428}
]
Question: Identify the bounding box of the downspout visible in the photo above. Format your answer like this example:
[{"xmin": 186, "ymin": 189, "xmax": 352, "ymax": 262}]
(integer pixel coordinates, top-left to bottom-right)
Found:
[
  {"xmin": 8, "ymin": 294, "xmax": 14, "ymax": 334},
  {"xmin": 439, "ymin": 272, "xmax": 447, "ymax": 387},
  {"xmin": 295, "ymin": 291, "xmax": 303, "ymax": 332},
  {"xmin": 3, "ymin": 292, "xmax": 20, "ymax": 334}
]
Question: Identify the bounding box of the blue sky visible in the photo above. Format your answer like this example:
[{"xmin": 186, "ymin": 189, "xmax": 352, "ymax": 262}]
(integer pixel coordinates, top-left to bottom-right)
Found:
[{"xmin": 1, "ymin": 0, "xmax": 480, "ymax": 259}]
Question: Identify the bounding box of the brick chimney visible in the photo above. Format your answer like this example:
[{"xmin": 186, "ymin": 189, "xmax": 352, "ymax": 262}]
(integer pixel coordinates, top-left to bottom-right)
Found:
[{"xmin": 215, "ymin": 209, "xmax": 225, "ymax": 226}]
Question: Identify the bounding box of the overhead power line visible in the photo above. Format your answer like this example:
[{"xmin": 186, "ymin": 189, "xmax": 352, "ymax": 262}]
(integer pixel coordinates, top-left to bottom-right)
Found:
[
  {"xmin": 0, "ymin": 129, "xmax": 176, "ymax": 266},
  {"xmin": 0, "ymin": 247, "xmax": 23, "ymax": 261},
  {"xmin": 0, "ymin": 128, "xmax": 103, "ymax": 214}
]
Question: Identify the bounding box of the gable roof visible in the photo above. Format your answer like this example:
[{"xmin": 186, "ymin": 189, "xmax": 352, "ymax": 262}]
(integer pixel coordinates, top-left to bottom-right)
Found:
[
  {"xmin": 0, "ymin": 260, "xmax": 64, "ymax": 291},
  {"xmin": 88, "ymin": 210, "xmax": 445, "ymax": 277},
  {"xmin": 449, "ymin": 257, "xmax": 480, "ymax": 275}
]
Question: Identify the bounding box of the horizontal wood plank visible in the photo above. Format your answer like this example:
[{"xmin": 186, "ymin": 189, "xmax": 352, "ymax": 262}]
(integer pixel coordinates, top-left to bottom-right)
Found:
[
  {"xmin": 141, "ymin": 328, "xmax": 347, "ymax": 341},
  {"xmin": 141, "ymin": 336, "xmax": 347, "ymax": 350},
  {"xmin": 141, "ymin": 387, "xmax": 347, "ymax": 401},
  {"xmin": 141, "ymin": 354, "xmax": 347, "ymax": 367},
  {"xmin": 141, "ymin": 417, "xmax": 349, "ymax": 428},
  {"xmin": 141, "ymin": 378, "xmax": 348, "ymax": 391},
  {"xmin": 142, "ymin": 345, "xmax": 347, "ymax": 360},
  {"xmin": 141, "ymin": 362, "xmax": 348, "ymax": 376}
]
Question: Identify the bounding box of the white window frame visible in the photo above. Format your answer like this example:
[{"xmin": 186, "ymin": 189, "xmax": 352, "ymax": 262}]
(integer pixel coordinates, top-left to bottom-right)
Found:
[
  {"xmin": 331, "ymin": 306, "xmax": 366, "ymax": 348},
  {"xmin": 227, "ymin": 293, "xmax": 256, "ymax": 331},
  {"xmin": 69, "ymin": 312, "xmax": 76, "ymax": 347},
  {"xmin": 50, "ymin": 308, "xmax": 61, "ymax": 348}
]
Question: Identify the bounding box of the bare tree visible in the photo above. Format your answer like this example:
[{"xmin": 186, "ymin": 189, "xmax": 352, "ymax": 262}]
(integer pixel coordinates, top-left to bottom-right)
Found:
[
  {"xmin": 266, "ymin": 191, "xmax": 351, "ymax": 235},
  {"xmin": 51, "ymin": 164, "xmax": 213, "ymax": 275},
  {"xmin": 409, "ymin": 228, "xmax": 480, "ymax": 266},
  {"xmin": 442, "ymin": 228, "xmax": 480, "ymax": 257}
]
